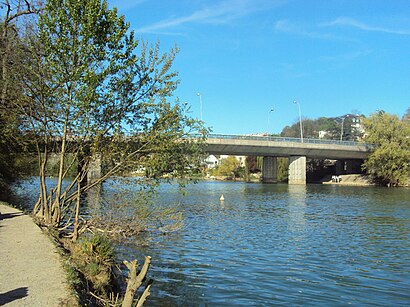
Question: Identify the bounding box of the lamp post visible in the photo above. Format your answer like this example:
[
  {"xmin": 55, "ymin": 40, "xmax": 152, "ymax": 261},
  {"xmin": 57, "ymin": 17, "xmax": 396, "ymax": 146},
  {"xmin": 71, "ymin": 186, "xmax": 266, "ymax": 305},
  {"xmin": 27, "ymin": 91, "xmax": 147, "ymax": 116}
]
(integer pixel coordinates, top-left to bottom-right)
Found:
[
  {"xmin": 197, "ymin": 93, "xmax": 202, "ymax": 121},
  {"xmin": 267, "ymin": 108, "xmax": 274, "ymax": 134},
  {"xmin": 294, "ymin": 100, "xmax": 303, "ymax": 142},
  {"xmin": 340, "ymin": 115, "xmax": 349, "ymax": 141}
]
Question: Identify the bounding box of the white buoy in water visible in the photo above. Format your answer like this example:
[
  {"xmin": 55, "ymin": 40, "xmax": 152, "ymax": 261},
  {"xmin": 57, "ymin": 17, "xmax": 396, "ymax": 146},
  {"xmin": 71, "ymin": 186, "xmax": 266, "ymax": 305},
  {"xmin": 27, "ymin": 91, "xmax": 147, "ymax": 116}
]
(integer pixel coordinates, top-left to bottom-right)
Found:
[{"xmin": 220, "ymin": 194, "xmax": 225, "ymax": 201}]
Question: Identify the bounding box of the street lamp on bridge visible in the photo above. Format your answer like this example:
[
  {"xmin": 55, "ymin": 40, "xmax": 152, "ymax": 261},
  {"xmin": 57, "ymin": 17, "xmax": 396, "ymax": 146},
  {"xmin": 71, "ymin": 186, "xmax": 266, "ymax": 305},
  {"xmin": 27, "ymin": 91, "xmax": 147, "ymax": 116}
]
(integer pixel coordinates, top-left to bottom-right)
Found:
[
  {"xmin": 294, "ymin": 100, "xmax": 303, "ymax": 142},
  {"xmin": 197, "ymin": 92, "xmax": 203, "ymax": 121},
  {"xmin": 267, "ymin": 108, "xmax": 274, "ymax": 134}
]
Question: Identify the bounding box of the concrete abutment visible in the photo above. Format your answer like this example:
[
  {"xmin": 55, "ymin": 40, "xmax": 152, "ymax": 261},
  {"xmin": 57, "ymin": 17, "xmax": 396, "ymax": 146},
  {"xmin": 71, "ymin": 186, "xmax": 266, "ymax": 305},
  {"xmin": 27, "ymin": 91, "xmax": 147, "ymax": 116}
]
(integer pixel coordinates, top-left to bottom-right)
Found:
[
  {"xmin": 288, "ymin": 156, "xmax": 306, "ymax": 185},
  {"xmin": 87, "ymin": 153, "xmax": 102, "ymax": 183}
]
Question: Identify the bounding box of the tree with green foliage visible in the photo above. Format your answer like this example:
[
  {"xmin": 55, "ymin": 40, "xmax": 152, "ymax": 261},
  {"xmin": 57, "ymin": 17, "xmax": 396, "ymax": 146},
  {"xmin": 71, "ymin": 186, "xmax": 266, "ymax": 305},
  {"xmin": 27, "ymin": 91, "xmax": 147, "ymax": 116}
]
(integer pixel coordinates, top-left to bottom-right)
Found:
[
  {"xmin": 245, "ymin": 156, "xmax": 259, "ymax": 173},
  {"xmin": 403, "ymin": 107, "xmax": 410, "ymax": 122},
  {"xmin": 277, "ymin": 157, "xmax": 289, "ymax": 182},
  {"xmin": 280, "ymin": 115, "xmax": 363, "ymax": 141},
  {"xmin": 16, "ymin": 0, "xmax": 206, "ymax": 232},
  {"xmin": 8, "ymin": 0, "xmax": 207, "ymax": 304},
  {"xmin": 212, "ymin": 156, "xmax": 242, "ymax": 178},
  {"xmin": 281, "ymin": 117, "xmax": 340, "ymax": 139},
  {"xmin": 362, "ymin": 112, "xmax": 410, "ymax": 186},
  {"xmin": 0, "ymin": 0, "xmax": 41, "ymax": 196}
]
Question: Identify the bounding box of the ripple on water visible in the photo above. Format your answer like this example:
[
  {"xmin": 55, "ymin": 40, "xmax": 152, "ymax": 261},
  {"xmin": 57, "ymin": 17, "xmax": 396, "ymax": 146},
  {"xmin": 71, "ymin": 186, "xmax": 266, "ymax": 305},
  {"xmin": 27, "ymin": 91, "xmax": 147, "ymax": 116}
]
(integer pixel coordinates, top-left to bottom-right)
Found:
[{"xmin": 12, "ymin": 179, "xmax": 410, "ymax": 306}]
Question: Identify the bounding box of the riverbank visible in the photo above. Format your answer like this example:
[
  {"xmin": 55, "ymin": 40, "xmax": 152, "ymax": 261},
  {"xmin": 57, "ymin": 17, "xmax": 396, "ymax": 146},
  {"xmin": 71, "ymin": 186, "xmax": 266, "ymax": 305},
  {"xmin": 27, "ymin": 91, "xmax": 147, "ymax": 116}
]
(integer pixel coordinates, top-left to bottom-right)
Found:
[
  {"xmin": 205, "ymin": 173, "xmax": 376, "ymax": 186},
  {"xmin": 0, "ymin": 202, "xmax": 76, "ymax": 306},
  {"xmin": 320, "ymin": 174, "xmax": 374, "ymax": 186}
]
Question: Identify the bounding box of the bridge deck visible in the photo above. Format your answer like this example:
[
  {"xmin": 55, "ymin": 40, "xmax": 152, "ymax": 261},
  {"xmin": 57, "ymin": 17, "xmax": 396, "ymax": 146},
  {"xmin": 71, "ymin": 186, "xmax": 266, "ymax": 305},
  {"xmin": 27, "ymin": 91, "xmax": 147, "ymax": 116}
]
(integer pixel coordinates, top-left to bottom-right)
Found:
[{"xmin": 201, "ymin": 134, "xmax": 373, "ymax": 159}]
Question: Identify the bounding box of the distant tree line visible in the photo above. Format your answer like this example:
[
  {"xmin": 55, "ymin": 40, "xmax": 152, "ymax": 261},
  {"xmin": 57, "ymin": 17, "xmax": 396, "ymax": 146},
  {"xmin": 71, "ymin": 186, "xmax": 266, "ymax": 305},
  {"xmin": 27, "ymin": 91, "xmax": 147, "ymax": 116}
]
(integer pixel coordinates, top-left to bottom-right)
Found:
[
  {"xmin": 281, "ymin": 114, "xmax": 364, "ymax": 141},
  {"xmin": 206, "ymin": 110, "xmax": 410, "ymax": 186}
]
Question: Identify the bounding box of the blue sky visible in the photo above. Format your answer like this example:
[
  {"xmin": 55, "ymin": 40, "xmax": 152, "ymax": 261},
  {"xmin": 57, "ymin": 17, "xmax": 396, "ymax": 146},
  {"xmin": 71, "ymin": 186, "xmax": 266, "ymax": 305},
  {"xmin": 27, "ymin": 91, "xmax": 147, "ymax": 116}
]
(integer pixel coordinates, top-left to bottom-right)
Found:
[{"xmin": 108, "ymin": 0, "xmax": 410, "ymax": 135}]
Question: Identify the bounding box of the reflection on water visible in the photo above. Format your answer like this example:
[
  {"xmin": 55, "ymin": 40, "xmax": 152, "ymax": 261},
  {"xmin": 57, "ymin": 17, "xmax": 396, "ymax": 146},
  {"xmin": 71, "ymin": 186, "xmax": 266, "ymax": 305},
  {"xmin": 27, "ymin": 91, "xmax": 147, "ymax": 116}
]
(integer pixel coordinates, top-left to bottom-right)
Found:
[
  {"xmin": 12, "ymin": 179, "xmax": 410, "ymax": 306},
  {"xmin": 115, "ymin": 182, "xmax": 410, "ymax": 306},
  {"xmin": 287, "ymin": 184, "xmax": 307, "ymax": 232}
]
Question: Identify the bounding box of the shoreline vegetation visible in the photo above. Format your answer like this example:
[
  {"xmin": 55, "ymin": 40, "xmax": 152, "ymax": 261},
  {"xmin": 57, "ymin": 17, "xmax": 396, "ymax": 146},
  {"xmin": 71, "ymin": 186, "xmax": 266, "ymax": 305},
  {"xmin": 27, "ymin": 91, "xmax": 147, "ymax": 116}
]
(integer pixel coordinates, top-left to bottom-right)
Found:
[
  {"xmin": 1, "ymin": 200, "xmax": 154, "ymax": 307},
  {"xmin": 2, "ymin": 0, "xmax": 206, "ymax": 303}
]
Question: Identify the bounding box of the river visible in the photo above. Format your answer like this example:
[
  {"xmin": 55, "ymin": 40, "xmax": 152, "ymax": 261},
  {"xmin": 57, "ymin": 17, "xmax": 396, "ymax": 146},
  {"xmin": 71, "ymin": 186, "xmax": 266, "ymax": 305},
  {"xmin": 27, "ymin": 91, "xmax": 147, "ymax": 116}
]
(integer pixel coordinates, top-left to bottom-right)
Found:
[{"xmin": 12, "ymin": 179, "xmax": 410, "ymax": 306}]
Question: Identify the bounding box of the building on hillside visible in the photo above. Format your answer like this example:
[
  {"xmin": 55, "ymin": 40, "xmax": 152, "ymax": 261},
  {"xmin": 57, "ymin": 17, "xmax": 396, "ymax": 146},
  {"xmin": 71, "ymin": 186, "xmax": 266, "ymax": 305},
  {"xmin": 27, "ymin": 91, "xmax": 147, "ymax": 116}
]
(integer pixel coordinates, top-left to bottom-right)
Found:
[
  {"xmin": 318, "ymin": 130, "xmax": 328, "ymax": 139},
  {"xmin": 204, "ymin": 155, "xmax": 219, "ymax": 169},
  {"xmin": 350, "ymin": 116, "xmax": 365, "ymax": 141}
]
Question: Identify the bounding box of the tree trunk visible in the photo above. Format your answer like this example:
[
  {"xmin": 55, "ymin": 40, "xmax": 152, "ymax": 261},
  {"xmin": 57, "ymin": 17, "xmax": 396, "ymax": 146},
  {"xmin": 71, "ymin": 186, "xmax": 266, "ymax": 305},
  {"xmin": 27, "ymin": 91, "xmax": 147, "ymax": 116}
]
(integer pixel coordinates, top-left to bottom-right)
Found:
[
  {"xmin": 52, "ymin": 114, "xmax": 69, "ymax": 226},
  {"xmin": 122, "ymin": 256, "xmax": 152, "ymax": 307},
  {"xmin": 72, "ymin": 179, "xmax": 81, "ymax": 242},
  {"xmin": 39, "ymin": 150, "xmax": 50, "ymax": 222}
]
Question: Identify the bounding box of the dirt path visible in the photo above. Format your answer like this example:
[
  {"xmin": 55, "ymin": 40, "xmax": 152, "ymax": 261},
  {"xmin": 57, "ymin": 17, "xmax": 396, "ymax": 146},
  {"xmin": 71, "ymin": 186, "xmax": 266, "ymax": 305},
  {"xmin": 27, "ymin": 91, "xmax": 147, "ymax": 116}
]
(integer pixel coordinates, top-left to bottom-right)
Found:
[{"xmin": 0, "ymin": 202, "xmax": 73, "ymax": 306}]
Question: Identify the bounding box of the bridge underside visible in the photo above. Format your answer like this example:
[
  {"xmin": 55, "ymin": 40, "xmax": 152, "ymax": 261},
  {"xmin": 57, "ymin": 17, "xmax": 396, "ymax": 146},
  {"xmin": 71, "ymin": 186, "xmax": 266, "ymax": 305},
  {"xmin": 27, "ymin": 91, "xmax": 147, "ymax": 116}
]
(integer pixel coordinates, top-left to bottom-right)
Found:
[{"xmin": 205, "ymin": 137, "xmax": 371, "ymax": 185}]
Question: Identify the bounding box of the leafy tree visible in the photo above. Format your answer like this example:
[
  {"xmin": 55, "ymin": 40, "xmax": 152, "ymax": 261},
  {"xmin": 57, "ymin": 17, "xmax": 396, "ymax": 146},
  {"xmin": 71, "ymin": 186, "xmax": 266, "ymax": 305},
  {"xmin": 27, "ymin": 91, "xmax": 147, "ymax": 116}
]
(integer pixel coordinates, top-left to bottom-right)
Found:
[
  {"xmin": 316, "ymin": 117, "xmax": 341, "ymax": 139},
  {"xmin": 0, "ymin": 0, "xmax": 41, "ymax": 195},
  {"xmin": 277, "ymin": 157, "xmax": 288, "ymax": 182},
  {"xmin": 245, "ymin": 156, "xmax": 260, "ymax": 173},
  {"xmin": 212, "ymin": 156, "xmax": 241, "ymax": 178},
  {"xmin": 281, "ymin": 117, "xmax": 339, "ymax": 139},
  {"xmin": 280, "ymin": 122, "xmax": 300, "ymax": 138},
  {"xmin": 403, "ymin": 107, "xmax": 410, "ymax": 122},
  {"xmin": 16, "ymin": 0, "xmax": 206, "ymax": 233},
  {"xmin": 362, "ymin": 112, "xmax": 410, "ymax": 186}
]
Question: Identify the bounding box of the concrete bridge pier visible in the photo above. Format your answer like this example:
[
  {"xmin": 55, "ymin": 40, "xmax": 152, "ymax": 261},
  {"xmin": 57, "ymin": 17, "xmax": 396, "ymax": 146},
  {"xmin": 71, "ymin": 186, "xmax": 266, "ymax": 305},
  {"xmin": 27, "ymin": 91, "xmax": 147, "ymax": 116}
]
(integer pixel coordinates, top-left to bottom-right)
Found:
[
  {"xmin": 288, "ymin": 156, "xmax": 306, "ymax": 185},
  {"xmin": 262, "ymin": 156, "xmax": 278, "ymax": 183},
  {"xmin": 87, "ymin": 153, "xmax": 102, "ymax": 183}
]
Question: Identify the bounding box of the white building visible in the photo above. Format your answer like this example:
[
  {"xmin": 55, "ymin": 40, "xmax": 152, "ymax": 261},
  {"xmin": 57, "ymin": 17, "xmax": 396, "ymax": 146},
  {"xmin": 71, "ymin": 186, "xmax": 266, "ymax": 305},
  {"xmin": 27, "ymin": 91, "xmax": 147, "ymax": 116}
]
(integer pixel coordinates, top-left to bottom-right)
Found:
[{"xmin": 204, "ymin": 155, "xmax": 219, "ymax": 168}]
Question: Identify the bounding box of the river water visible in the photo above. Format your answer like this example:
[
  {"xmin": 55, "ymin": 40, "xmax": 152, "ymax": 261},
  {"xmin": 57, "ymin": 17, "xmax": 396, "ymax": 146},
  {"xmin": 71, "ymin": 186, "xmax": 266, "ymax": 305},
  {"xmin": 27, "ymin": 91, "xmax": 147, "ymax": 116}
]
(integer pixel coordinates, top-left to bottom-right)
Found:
[{"xmin": 12, "ymin": 179, "xmax": 410, "ymax": 306}]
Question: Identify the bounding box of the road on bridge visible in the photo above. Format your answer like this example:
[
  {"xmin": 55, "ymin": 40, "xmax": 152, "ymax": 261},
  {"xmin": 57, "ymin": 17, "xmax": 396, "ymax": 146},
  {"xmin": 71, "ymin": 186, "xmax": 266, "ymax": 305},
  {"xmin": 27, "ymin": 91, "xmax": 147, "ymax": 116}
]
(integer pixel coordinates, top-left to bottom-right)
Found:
[{"xmin": 202, "ymin": 134, "xmax": 372, "ymax": 160}]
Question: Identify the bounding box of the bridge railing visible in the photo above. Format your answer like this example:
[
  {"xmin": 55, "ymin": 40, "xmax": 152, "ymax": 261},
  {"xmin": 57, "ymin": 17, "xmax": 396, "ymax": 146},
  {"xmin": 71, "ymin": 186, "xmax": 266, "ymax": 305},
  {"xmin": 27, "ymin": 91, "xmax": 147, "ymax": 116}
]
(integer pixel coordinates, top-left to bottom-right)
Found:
[{"xmin": 188, "ymin": 133, "xmax": 375, "ymax": 148}]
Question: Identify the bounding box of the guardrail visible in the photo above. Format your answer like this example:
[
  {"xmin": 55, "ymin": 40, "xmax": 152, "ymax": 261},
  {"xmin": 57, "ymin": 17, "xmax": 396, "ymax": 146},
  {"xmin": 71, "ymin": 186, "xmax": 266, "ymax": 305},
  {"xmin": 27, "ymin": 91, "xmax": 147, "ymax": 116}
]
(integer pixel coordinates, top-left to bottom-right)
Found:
[{"xmin": 189, "ymin": 133, "xmax": 375, "ymax": 148}]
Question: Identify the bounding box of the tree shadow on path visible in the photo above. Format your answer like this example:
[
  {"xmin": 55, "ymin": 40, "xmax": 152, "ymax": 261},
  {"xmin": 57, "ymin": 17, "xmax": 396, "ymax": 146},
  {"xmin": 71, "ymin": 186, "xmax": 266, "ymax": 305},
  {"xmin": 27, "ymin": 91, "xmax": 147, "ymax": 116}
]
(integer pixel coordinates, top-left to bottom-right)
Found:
[
  {"xmin": 0, "ymin": 212, "xmax": 22, "ymax": 221},
  {"xmin": 0, "ymin": 287, "xmax": 29, "ymax": 305}
]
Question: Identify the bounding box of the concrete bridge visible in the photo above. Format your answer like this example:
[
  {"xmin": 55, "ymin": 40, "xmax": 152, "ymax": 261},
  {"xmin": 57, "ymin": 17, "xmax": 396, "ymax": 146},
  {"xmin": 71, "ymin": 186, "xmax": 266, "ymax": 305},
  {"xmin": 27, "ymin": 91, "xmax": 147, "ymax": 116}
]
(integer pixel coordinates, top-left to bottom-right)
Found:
[
  {"xmin": 202, "ymin": 134, "xmax": 374, "ymax": 184},
  {"xmin": 82, "ymin": 133, "xmax": 373, "ymax": 184}
]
